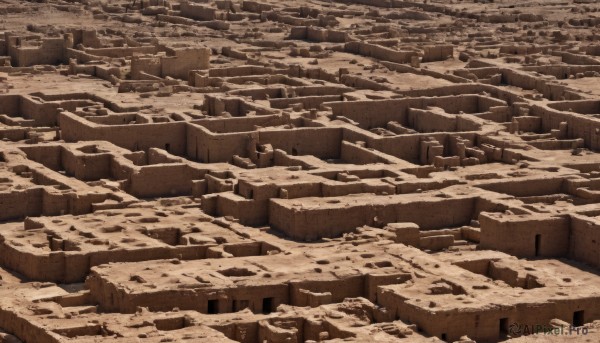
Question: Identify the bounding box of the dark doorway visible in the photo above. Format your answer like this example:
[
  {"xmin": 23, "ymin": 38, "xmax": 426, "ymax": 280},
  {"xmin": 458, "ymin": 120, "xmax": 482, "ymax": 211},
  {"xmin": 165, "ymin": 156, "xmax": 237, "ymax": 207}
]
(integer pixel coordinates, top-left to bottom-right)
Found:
[
  {"xmin": 207, "ymin": 299, "xmax": 218, "ymax": 314},
  {"xmin": 441, "ymin": 333, "xmax": 447, "ymax": 341},
  {"xmin": 573, "ymin": 310, "xmax": 585, "ymax": 327},
  {"xmin": 165, "ymin": 143, "xmax": 170, "ymax": 152},
  {"xmin": 499, "ymin": 317, "xmax": 509, "ymax": 337},
  {"xmin": 262, "ymin": 297, "xmax": 274, "ymax": 314},
  {"xmin": 534, "ymin": 234, "xmax": 541, "ymax": 257}
]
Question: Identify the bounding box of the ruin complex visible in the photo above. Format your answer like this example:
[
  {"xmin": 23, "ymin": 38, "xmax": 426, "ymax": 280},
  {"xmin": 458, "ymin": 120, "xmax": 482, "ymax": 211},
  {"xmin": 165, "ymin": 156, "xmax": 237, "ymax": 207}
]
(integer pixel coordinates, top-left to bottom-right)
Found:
[{"xmin": 1, "ymin": 0, "xmax": 600, "ymax": 342}]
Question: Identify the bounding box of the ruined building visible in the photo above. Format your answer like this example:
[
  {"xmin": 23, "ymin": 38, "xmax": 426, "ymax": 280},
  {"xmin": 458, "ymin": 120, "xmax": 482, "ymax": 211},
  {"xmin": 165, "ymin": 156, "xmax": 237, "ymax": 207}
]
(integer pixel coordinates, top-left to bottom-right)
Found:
[{"xmin": 1, "ymin": 0, "xmax": 600, "ymax": 342}]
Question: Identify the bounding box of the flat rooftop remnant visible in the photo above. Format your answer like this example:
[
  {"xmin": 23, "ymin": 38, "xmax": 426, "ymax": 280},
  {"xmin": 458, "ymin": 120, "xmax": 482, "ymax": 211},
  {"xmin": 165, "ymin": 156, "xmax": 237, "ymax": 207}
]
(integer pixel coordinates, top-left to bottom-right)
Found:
[{"xmin": 1, "ymin": 0, "xmax": 600, "ymax": 342}]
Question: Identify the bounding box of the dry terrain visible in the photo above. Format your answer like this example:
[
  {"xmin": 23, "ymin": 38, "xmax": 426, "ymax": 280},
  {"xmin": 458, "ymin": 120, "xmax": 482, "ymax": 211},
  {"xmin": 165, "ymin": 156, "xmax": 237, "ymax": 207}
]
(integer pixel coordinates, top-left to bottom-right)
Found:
[{"xmin": 1, "ymin": 0, "xmax": 600, "ymax": 342}]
